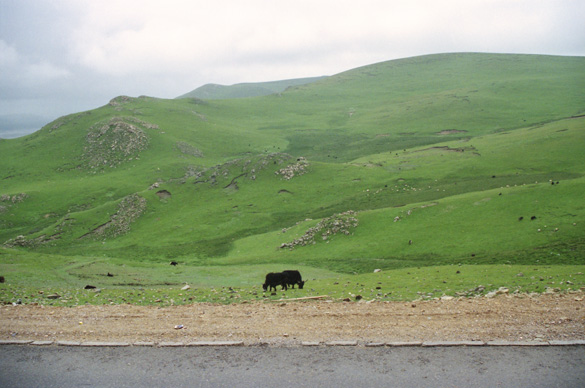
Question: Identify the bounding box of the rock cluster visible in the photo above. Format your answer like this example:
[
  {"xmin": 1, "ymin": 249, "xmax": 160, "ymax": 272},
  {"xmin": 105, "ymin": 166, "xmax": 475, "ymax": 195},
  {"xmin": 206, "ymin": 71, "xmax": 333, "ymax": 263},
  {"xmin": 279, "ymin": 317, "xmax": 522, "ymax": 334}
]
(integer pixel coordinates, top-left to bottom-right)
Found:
[
  {"xmin": 275, "ymin": 157, "xmax": 308, "ymax": 180},
  {"xmin": 81, "ymin": 117, "xmax": 153, "ymax": 172},
  {"xmin": 122, "ymin": 116, "xmax": 159, "ymax": 130},
  {"xmin": 0, "ymin": 193, "xmax": 28, "ymax": 214},
  {"xmin": 280, "ymin": 211, "xmax": 359, "ymax": 249},
  {"xmin": 0, "ymin": 193, "xmax": 28, "ymax": 203},
  {"xmin": 80, "ymin": 193, "xmax": 147, "ymax": 239},
  {"xmin": 3, "ymin": 235, "xmax": 29, "ymax": 247},
  {"xmin": 108, "ymin": 95, "xmax": 136, "ymax": 110},
  {"xmin": 3, "ymin": 231, "xmax": 62, "ymax": 248},
  {"xmin": 192, "ymin": 153, "xmax": 294, "ymax": 186}
]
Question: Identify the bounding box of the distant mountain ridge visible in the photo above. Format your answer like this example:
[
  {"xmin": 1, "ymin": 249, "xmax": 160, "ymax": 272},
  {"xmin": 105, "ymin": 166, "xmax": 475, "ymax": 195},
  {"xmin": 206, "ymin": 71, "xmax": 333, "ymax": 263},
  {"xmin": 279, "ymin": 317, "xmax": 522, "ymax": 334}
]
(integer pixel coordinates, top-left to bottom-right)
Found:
[{"xmin": 177, "ymin": 76, "xmax": 327, "ymax": 99}]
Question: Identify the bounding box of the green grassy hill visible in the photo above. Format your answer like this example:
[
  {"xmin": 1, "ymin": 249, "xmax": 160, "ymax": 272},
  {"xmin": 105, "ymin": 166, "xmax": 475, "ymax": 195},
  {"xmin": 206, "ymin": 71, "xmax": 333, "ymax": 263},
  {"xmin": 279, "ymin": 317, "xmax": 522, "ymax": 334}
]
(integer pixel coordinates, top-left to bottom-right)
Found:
[
  {"xmin": 1, "ymin": 53, "xmax": 584, "ymax": 303},
  {"xmin": 177, "ymin": 76, "xmax": 327, "ymax": 99}
]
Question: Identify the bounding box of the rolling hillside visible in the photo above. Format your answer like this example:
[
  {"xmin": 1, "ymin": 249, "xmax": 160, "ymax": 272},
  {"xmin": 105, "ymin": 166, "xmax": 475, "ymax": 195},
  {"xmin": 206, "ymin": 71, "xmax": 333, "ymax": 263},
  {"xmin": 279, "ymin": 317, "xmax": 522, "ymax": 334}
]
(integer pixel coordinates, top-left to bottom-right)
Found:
[
  {"xmin": 177, "ymin": 76, "xmax": 327, "ymax": 99},
  {"xmin": 1, "ymin": 52, "xmax": 584, "ymax": 293}
]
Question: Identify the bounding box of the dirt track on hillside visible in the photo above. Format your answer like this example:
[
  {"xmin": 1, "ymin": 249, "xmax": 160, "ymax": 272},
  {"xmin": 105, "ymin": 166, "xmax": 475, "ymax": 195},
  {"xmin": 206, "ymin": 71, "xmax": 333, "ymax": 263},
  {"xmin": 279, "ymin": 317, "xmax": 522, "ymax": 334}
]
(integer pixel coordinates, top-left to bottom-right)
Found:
[{"xmin": 1, "ymin": 293, "xmax": 583, "ymax": 345}]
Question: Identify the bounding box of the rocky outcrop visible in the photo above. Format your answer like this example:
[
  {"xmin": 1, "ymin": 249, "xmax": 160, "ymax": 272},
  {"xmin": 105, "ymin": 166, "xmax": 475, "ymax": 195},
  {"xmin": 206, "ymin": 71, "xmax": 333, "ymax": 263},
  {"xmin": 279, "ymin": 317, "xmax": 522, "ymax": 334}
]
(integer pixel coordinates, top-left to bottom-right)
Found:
[
  {"xmin": 81, "ymin": 117, "xmax": 156, "ymax": 172},
  {"xmin": 192, "ymin": 153, "xmax": 294, "ymax": 186},
  {"xmin": 79, "ymin": 194, "xmax": 147, "ymax": 239},
  {"xmin": 280, "ymin": 211, "xmax": 359, "ymax": 249},
  {"xmin": 0, "ymin": 193, "xmax": 28, "ymax": 213},
  {"xmin": 108, "ymin": 95, "xmax": 136, "ymax": 109},
  {"xmin": 3, "ymin": 231, "xmax": 63, "ymax": 248},
  {"xmin": 275, "ymin": 157, "xmax": 308, "ymax": 180}
]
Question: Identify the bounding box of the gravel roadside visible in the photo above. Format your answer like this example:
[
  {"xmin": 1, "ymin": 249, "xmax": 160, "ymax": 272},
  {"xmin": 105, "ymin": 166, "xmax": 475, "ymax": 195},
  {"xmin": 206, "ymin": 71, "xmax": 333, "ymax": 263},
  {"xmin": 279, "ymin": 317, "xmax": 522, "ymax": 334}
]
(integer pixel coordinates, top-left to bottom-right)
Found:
[{"xmin": 1, "ymin": 293, "xmax": 583, "ymax": 346}]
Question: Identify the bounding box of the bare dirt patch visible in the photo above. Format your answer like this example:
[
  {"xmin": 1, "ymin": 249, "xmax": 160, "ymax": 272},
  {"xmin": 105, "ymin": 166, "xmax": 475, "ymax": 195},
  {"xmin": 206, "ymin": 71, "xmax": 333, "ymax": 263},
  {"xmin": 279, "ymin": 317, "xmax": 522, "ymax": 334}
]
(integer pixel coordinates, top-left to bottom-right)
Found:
[
  {"xmin": 437, "ymin": 129, "xmax": 468, "ymax": 135},
  {"xmin": 1, "ymin": 293, "xmax": 583, "ymax": 345}
]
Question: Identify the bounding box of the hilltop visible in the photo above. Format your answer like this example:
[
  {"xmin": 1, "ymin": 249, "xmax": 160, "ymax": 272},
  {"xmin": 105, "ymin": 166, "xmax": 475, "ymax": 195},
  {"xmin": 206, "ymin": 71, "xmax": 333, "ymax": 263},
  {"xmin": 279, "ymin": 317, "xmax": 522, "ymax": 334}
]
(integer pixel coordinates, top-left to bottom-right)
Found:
[
  {"xmin": 177, "ymin": 76, "xmax": 327, "ymax": 99},
  {"xmin": 0, "ymin": 53, "xmax": 584, "ymax": 297}
]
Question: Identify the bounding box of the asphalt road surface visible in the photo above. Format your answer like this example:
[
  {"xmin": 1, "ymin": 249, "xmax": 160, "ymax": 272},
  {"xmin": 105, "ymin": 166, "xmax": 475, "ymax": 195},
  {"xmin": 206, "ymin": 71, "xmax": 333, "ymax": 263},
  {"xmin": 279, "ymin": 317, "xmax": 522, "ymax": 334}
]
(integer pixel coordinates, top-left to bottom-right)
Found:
[{"xmin": 1, "ymin": 345, "xmax": 584, "ymax": 388}]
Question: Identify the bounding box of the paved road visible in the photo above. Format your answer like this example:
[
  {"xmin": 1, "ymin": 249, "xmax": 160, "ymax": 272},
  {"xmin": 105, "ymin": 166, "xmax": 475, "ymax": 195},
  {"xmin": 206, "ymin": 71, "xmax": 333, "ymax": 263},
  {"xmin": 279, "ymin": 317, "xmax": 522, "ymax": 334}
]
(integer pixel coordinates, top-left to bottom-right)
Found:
[{"xmin": 1, "ymin": 345, "xmax": 584, "ymax": 388}]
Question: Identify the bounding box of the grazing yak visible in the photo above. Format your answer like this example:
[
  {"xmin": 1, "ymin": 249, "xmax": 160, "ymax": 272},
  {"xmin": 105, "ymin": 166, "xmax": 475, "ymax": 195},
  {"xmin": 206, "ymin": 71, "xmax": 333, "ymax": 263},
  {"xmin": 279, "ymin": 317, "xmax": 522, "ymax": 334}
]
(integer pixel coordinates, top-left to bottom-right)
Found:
[
  {"xmin": 263, "ymin": 270, "xmax": 305, "ymax": 291},
  {"xmin": 263, "ymin": 272, "xmax": 289, "ymax": 292},
  {"xmin": 283, "ymin": 270, "xmax": 305, "ymax": 289}
]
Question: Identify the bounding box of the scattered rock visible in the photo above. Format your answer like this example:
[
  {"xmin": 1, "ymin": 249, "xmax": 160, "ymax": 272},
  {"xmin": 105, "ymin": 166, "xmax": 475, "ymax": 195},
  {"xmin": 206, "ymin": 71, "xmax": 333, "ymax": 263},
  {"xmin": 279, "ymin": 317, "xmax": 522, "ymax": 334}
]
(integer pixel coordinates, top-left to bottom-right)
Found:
[
  {"xmin": 181, "ymin": 285, "xmax": 191, "ymax": 290},
  {"xmin": 275, "ymin": 157, "xmax": 309, "ymax": 180},
  {"xmin": 0, "ymin": 193, "xmax": 28, "ymax": 216},
  {"xmin": 497, "ymin": 287, "xmax": 509, "ymax": 295},
  {"xmin": 81, "ymin": 117, "xmax": 152, "ymax": 172},
  {"xmin": 79, "ymin": 194, "xmax": 147, "ymax": 240},
  {"xmin": 280, "ymin": 211, "xmax": 358, "ymax": 249},
  {"xmin": 46, "ymin": 294, "xmax": 61, "ymax": 300},
  {"xmin": 544, "ymin": 287, "xmax": 561, "ymax": 294}
]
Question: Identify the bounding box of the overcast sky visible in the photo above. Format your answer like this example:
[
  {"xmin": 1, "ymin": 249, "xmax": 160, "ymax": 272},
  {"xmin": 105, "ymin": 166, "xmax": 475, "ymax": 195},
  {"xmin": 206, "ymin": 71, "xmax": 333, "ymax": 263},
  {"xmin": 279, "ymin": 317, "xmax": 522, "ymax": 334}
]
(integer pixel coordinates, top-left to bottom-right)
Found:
[{"xmin": 1, "ymin": 0, "xmax": 584, "ymax": 138}]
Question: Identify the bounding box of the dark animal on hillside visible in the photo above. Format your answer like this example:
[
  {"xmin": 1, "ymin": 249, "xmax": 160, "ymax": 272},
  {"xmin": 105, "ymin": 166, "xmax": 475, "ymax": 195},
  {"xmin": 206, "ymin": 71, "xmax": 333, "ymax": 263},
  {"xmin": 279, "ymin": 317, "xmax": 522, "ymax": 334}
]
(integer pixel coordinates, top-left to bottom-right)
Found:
[
  {"xmin": 170, "ymin": 261, "xmax": 178, "ymax": 266},
  {"xmin": 0, "ymin": 276, "xmax": 4, "ymax": 283},
  {"xmin": 518, "ymin": 216, "xmax": 524, "ymax": 221},
  {"xmin": 107, "ymin": 272, "xmax": 114, "ymax": 277},
  {"xmin": 283, "ymin": 270, "xmax": 305, "ymax": 289},
  {"xmin": 263, "ymin": 272, "xmax": 288, "ymax": 292},
  {"xmin": 531, "ymin": 216, "xmax": 537, "ymax": 220}
]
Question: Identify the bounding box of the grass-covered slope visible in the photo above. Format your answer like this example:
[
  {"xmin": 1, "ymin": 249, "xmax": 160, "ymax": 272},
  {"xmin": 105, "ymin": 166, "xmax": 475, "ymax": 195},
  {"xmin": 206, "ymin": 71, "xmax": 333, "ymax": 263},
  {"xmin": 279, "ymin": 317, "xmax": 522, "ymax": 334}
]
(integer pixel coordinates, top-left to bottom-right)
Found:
[
  {"xmin": 177, "ymin": 76, "xmax": 327, "ymax": 99},
  {"xmin": 1, "ymin": 53, "xmax": 584, "ymax": 296}
]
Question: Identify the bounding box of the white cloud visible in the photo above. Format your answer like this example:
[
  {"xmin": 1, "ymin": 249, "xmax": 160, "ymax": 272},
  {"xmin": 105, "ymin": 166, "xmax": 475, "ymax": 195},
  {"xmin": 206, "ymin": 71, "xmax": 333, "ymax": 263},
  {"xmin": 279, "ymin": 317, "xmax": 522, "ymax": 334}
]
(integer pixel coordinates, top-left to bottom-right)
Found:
[
  {"xmin": 0, "ymin": 39, "xmax": 70, "ymax": 102},
  {"xmin": 27, "ymin": 62, "xmax": 71, "ymax": 80},
  {"xmin": 63, "ymin": 0, "xmax": 584, "ymax": 83},
  {"xmin": 0, "ymin": 40, "xmax": 19, "ymax": 66}
]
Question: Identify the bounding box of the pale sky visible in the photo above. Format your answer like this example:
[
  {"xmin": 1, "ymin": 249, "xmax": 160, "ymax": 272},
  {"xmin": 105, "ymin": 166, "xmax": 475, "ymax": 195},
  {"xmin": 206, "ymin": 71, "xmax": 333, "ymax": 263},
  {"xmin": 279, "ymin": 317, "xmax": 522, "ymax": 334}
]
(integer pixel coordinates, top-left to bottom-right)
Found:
[{"xmin": 1, "ymin": 0, "xmax": 584, "ymax": 138}]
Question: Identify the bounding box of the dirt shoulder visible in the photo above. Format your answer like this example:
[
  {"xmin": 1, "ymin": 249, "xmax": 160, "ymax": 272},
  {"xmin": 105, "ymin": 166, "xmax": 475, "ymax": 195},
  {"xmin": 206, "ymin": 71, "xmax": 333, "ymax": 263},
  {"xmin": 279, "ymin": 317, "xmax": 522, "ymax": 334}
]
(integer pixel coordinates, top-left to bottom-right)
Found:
[{"xmin": 1, "ymin": 293, "xmax": 583, "ymax": 345}]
